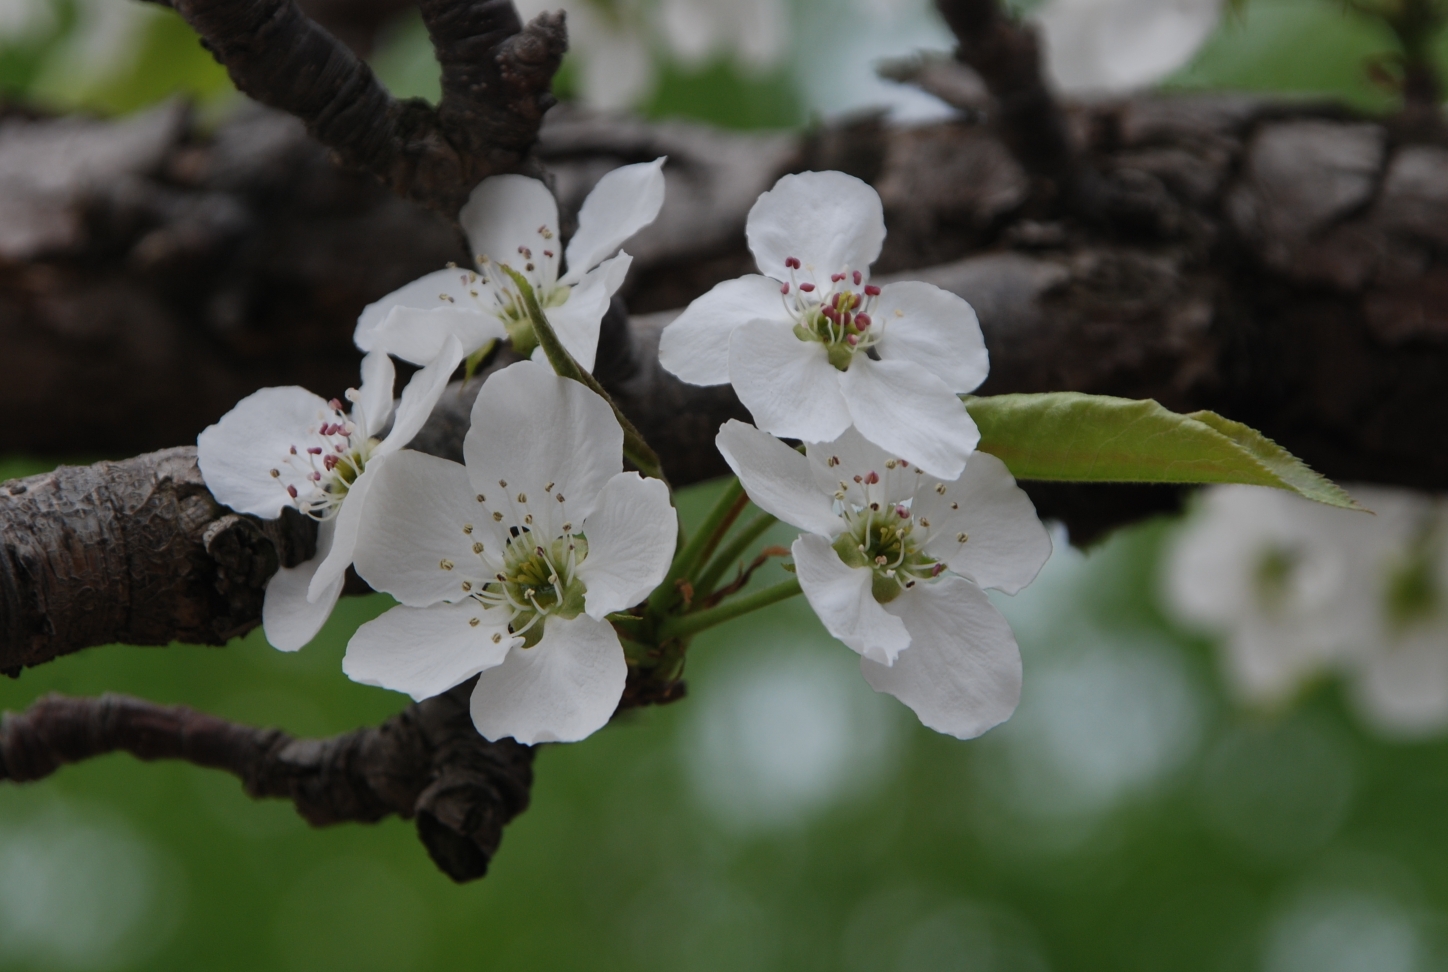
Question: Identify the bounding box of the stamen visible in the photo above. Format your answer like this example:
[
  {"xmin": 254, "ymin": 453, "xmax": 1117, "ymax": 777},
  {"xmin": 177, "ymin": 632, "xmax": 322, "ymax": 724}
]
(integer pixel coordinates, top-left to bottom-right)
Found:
[
  {"xmin": 799, "ymin": 282, "xmax": 816, "ymax": 293},
  {"xmin": 440, "ymin": 559, "xmax": 454, "ymax": 571},
  {"xmin": 469, "ymin": 617, "xmax": 480, "ymax": 627},
  {"xmin": 864, "ymin": 285, "xmax": 881, "ymax": 296}
]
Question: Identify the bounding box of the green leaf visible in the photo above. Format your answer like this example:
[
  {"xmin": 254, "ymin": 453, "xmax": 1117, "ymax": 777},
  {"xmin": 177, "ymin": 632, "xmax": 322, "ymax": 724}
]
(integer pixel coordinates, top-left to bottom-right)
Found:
[{"xmin": 963, "ymin": 392, "xmax": 1359, "ymax": 509}]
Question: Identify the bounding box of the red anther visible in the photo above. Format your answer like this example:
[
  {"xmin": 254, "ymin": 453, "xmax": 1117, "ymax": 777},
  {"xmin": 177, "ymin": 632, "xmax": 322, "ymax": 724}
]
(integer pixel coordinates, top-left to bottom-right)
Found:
[
  {"xmin": 864, "ymin": 285, "xmax": 881, "ymax": 296},
  {"xmin": 544, "ymin": 250, "xmax": 554, "ymax": 258},
  {"xmin": 831, "ymin": 292, "xmax": 843, "ymax": 308},
  {"xmin": 310, "ymin": 472, "xmax": 322, "ymax": 481},
  {"xmin": 335, "ymin": 444, "xmax": 345, "ymax": 452},
  {"xmin": 323, "ymin": 455, "xmax": 339, "ymax": 471},
  {"xmin": 289, "ymin": 445, "xmax": 298, "ymax": 455},
  {"xmin": 899, "ymin": 459, "xmax": 909, "ymax": 467},
  {"xmin": 831, "ymin": 273, "xmax": 846, "ymax": 283},
  {"xmin": 864, "ymin": 471, "xmax": 880, "ymax": 484},
  {"xmin": 780, "ymin": 283, "xmax": 790, "ymax": 295},
  {"xmin": 328, "ymin": 398, "xmax": 344, "ymax": 412},
  {"xmin": 785, "ymin": 256, "xmax": 801, "ymax": 269},
  {"xmin": 896, "ymin": 505, "xmax": 910, "ymax": 518},
  {"xmin": 856, "ymin": 313, "xmax": 872, "ymax": 328},
  {"xmin": 286, "ymin": 485, "xmax": 299, "ymax": 498},
  {"xmin": 932, "ymin": 563, "xmax": 946, "ymax": 576},
  {"xmin": 853, "ymin": 271, "xmax": 862, "ymax": 285},
  {"xmin": 846, "ymin": 334, "xmax": 858, "ymax": 346},
  {"xmin": 799, "ymin": 282, "xmax": 816, "ymax": 292},
  {"xmin": 307, "ymin": 446, "xmax": 323, "ymax": 455},
  {"xmin": 822, "ymin": 306, "xmax": 838, "ymax": 322},
  {"xmin": 853, "ymin": 475, "xmax": 864, "ymax": 484}
]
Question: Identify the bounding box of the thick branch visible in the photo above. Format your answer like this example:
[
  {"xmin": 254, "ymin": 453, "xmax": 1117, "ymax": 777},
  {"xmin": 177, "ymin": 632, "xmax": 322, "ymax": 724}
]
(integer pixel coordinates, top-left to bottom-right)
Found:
[
  {"xmin": 0, "ymin": 687, "xmax": 532, "ymax": 882},
  {"xmin": 167, "ymin": 0, "xmax": 563, "ymax": 212}
]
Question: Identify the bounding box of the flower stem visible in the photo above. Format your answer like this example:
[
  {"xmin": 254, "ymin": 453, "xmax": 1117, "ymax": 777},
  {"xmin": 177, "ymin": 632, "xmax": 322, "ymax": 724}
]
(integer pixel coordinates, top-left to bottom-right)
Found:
[
  {"xmin": 499, "ymin": 265, "xmax": 667, "ymax": 484},
  {"xmin": 693, "ymin": 510, "xmax": 778, "ymax": 596},
  {"xmin": 647, "ymin": 477, "xmax": 745, "ymax": 614},
  {"xmin": 657, "ymin": 578, "xmax": 802, "ymax": 641}
]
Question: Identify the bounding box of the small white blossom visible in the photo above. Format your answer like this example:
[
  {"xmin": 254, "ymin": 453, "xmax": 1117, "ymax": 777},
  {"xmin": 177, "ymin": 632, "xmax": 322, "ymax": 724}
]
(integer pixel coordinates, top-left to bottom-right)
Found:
[
  {"xmin": 660, "ymin": 171, "xmax": 989, "ymax": 479},
  {"xmin": 716, "ymin": 420, "xmax": 1052, "ymax": 739},
  {"xmin": 345, "ymin": 360, "xmax": 677, "ymax": 744},
  {"xmin": 198, "ymin": 337, "xmax": 465, "ymax": 651},
  {"xmin": 1032, "ymin": 0, "xmax": 1223, "ymax": 95},
  {"xmin": 1166, "ymin": 484, "xmax": 1448, "ymax": 736},
  {"xmin": 356, "ymin": 159, "xmax": 667, "ymax": 373}
]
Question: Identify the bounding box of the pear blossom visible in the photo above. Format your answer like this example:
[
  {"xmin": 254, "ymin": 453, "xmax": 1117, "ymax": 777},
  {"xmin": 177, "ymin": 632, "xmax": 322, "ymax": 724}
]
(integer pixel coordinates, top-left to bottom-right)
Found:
[
  {"xmin": 1032, "ymin": 0, "xmax": 1224, "ymax": 96},
  {"xmin": 1167, "ymin": 484, "xmax": 1448, "ymax": 736},
  {"xmin": 356, "ymin": 159, "xmax": 667, "ymax": 373},
  {"xmin": 715, "ymin": 420, "xmax": 1052, "ymax": 739},
  {"xmin": 197, "ymin": 337, "xmax": 465, "ymax": 652},
  {"xmin": 660, "ymin": 170, "xmax": 988, "ymax": 479},
  {"xmin": 345, "ymin": 360, "xmax": 676, "ymax": 744}
]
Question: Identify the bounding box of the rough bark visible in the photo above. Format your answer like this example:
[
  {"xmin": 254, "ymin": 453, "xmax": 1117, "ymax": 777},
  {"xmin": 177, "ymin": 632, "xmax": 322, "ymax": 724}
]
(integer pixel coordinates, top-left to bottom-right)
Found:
[{"xmin": 0, "ymin": 686, "xmax": 533, "ymax": 882}]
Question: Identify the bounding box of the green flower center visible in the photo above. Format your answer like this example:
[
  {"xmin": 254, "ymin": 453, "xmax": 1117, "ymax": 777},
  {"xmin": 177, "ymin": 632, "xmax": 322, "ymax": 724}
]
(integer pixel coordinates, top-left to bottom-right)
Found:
[
  {"xmin": 779, "ymin": 260, "xmax": 882, "ymax": 372},
  {"xmin": 832, "ymin": 505, "xmax": 942, "ymax": 603},
  {"xmin": 481, "ymin": 533, "xmax": 589, "ymax": 648},
  {"xmin": 1384, "ymin": 536, "xmax": 1441, "ymax": 631}
]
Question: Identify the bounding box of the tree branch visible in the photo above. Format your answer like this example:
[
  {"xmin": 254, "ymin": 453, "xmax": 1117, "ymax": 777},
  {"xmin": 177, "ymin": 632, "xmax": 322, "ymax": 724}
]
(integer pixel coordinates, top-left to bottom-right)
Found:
[
  {"xmin": 0, "ymin": 687, "xmax": 533, "ymax": 882},
  {"xmin": 165, "ymin": 0, "xmax": 564, "ymax": 213}
]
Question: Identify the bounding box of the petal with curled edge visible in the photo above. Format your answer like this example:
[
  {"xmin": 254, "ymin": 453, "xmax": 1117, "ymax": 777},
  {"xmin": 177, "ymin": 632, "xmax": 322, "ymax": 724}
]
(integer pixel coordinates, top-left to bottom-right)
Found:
[
  {"xmin": 352, "ymin": 450, "xmax": 505, "ymax": 607},
  {"xmin": 464, "ymin": 360, "xmax": 622, "ymax": 537},
  {"xmin": 746, "ymin": 171, "xmax": 885, "ymax": 283},
  {"xmin": 728, "ymin": 320, "xmax": 851, "ymax": 445},
  {"xmin": 862, "ymin": 575, "xmax": 1022, "ymax": 740},
  {"xmin": 355, "ymin": 268, "xmax": 472, "ymax": 353},
  {"xmin": 794, "ymin": 534, "xmax": 911, "ymax": 665},
  {"xmin": 874, "ymin": 280, "xmax": 989, "ymax": 394},
  {"xmin": 354, "ymin": 350, "xmax": 395, "ymax": 441},
  {"xmin": 716, "ymin": 420, "xmax": 842, "ymax": 537},
  {"xmin": 469, "ymin": 614, "xmax": 627, "ymax": 744},
  {"xmin": 374, "ymin": 335, "xmax": 465, "ymax": 458},
  {"xmin": 263, "ymin": 519, "xmax": 343, "ymax": 652},
  {"xmin": 560, "ymin": 158, "xmax": 666, "ymax": 286},
  {"xmin": 367, "ymin": 306, "xmax": 505, "ymax": 366},
  {"xmin": 198, "ymin": 385, "xmax": 331, "ymax": 519},
  {"xmin": 542, "ymin": 253, "xmax": 632, "ymax": 373},
  {"xmin": 658, "ymin": 274, "xmax": 787, "ymax": 386},
  {"xmin": 577, "ymin": 472, "xmax": 677, "ymax": 619},
  {"xmin": 914, "ymin": 452, "xmax": 1052, "ymax": 595},
  {"xmin": 841, "ymin": 356, "xmax": 979, "ymax": 480},
  {"xmin": 344, "ymin": 599, "xmax": 518, "ymax": 702},
  {"xmin": 460, "ymin": 174, "xmax": 561, "ymax": 289}
]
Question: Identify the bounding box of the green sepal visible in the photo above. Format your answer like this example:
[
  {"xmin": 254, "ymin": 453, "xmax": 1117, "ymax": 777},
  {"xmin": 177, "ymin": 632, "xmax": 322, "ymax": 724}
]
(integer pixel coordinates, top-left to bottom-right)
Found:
[{"xmin": 963, "ymin": 392, "xmax": 1359, "ymax": 510}]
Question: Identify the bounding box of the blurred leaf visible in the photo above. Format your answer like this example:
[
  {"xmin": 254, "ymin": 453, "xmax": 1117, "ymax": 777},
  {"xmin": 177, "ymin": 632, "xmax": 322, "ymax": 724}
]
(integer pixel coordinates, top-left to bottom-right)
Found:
[{"xmin": 965, "ymin": 392, "xmax": 1359, "ymax": 509}]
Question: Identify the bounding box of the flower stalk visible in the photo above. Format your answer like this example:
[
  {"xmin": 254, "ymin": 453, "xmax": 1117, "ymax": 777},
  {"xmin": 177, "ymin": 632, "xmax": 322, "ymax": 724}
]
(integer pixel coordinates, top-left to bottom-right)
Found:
[
  {"xmin": 647, "ymin": 477, "xmax": 746, "ymax": 615},
  {"xmin": 692, "ymin": 510, "xmax": 779, "ymax": 597},
  {"xmin": 656, "ymin": 577, "xmax": 803, "ymax": 641}
]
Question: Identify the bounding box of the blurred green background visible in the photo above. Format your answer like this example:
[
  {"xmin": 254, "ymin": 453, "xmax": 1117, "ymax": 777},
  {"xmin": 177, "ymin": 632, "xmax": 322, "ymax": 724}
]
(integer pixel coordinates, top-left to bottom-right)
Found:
[{"xmin": 2, "ymin": 1, "xmax": 1447, "ymax": 969}]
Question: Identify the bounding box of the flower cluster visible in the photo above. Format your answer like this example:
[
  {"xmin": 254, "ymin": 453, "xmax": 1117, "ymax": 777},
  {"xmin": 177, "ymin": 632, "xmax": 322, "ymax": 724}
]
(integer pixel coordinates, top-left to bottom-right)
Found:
[
  {"xmin": 1167, "ymin": 484, "xmax": 1448, "ymax": 737},
  {"xmin": 199, "ymin": 164, "xmax": 1051, "ymax": 745}
]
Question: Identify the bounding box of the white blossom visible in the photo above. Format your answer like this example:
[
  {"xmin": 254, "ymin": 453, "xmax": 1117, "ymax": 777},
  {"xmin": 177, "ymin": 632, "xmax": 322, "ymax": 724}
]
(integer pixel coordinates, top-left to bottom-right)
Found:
[
  {"xmin": 345, "ymin": 360, "xmax": 676, "ymax": 744},
  {"xmin": 356, "ymin": 159, "xmax": 666, "ymax": 373},
  {"xmin": 716, "ymin": 420, "xmax": 1051, "ymax": 739},
  {"xmin": 197, "ymin": 337, "xmax": 465, "ymax": 652},
  {"xmin": 661, "ymin": 171, "xmax": 990, "ymax": 479},
  {"xmin": 1032, "ymin": 0, "xmax": 1224, "ymax": 96},
  {"xmin": 1165, "ymin": 484, "xmax": 1448, "ymax": 736}
]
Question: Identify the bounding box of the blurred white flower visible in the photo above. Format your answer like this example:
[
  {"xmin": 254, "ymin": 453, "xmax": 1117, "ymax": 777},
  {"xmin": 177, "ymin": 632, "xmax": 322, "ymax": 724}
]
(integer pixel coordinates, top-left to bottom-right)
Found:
[
  {"xmin": 659, "ymin": 0, "xmax": 789, "ymax": 71},
  {"xmin": 1031, "ymin": 0, "xmax": 1224, "ymax": 95},
  {"xmin": 1165, "ymin": 484, "xmax": 1448, "ymax": 737},
  {"xmin": 0, "ymin": 0, "xmax": 52, "ymax": 43}
]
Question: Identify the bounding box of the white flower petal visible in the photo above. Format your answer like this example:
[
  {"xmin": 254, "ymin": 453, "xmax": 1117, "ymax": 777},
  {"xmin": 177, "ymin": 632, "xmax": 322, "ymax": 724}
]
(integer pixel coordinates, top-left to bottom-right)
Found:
[
  {"xmin": 915, "ymin": 452, "xmax": 1052, "ymax": 594},
  {"xmin": 841, "ymin": 357, "xmax": 979, "ymax": 479},
  {"xmin": 803, "ymin": 425, "xmax": 906, "ymax": 511},
  {"xmin": 307, "ymin": 459, "xmax": 377, "ymax": 602},
  {"xmin": 544, "ymin": 252, "xmax": 632, "ymax": 373},
  {"xmin": 1035, "ymin": 0, "xmax": 1222, "ymax": 96},
  {"xmin": 460, "ymin": 174, "xmax": 562, "ymax": 287},
  {"xmin": 716, "ymin": 420, "xmax": 843, "ymax": 537},
  {"xmin": 794, "ymin": 534, "xmax": 911, "ymax": 665},
  {"xmin": 559, "ymin": 158, "xmax": 666, "ymax": 285},
  {"xmin": 875, "ymin": 280, "xmax": 989, "ymax": 393},
  {"xmin": 355, "ymin": 350, "xmax": 395, "ymax": 441},
  {"xmin": 745, "ymin": 171, "xmax": 886, "ymax": 282},
  {"xmin": 352, "ymin": 451, "xmax": 502, "ymax": 606},
  {"xmin": 464, "ymin": 360, "xmax": 622, "ymax": 534},
  {"xmin": 469, "ymin": 614, "xmax": 627, "ymax": 744},
  {"xmin": 1351, "ymin": 629, "xmax": 1448, "ymax": 737},
  {"xmin": 862, "ymin": 575, "xmax": 1022, "ymax": 739},
  {"xmin": 198, "ymin": 385, "xmax": 330, "ymax": 519},
  {"xmin": 374, "ymin": 334, "xmax": 464, "ymax": 458},
  {"xmin": 355, "ymin": 268, "xmax": 470, "ymax": 353},
  {"xmin": 368, "ymin": 306, "xmax": 506, "ymax": 366},
  {"xmin": 658, "ymin": 274, "xmax": 788, "ymax": 386},
  {"xmin": 577, "ymin": 472, "xmax": 677, "ymax": 619},
  {"xmin": 344, "ymin": 600, "xmax": 516, "ymax": 702},
  {"xmin": 728, "ymin": 320, "xmax": 852, "ymax": 443},
  {"xmin": 263, "ymin": 519, "xmax": 343, "ymax": 652}
]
